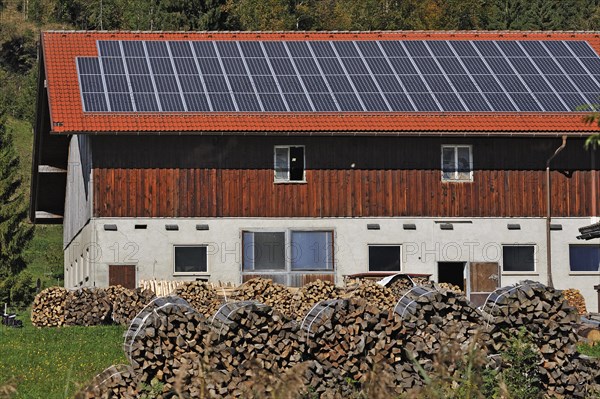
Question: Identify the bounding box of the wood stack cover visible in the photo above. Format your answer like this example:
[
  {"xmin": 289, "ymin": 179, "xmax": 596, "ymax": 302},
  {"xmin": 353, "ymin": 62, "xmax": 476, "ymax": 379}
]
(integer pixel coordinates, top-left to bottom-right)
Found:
[
  {"xmin": 206, "ymin": 302, "xmax": 304, "ymax": 397},
  {"xmin": 301, "ymin": 298, "xmax": 403, "ymax": 396},
  {"xmin": 290, "ymin": 279, "xmax": 341, "ymax": 321},
  {"xmin": 123, "ymin": 296, "xmax": 213, "ymax": 387}
]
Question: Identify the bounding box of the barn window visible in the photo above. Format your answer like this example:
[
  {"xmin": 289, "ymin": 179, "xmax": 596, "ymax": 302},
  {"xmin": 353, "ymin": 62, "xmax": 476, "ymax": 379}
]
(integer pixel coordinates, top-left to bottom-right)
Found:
[
  {"xmin": 502, "ymin": 245, "xmax": 535, "ymax": 272},
  {"xmin": 569, "ymin": 245, "xmax": 600, "ymax": 272},
  {"xmin": 274, "ymin": 145, "xmax": 305, "ymax": 182},
  {"xmin": 369, "ymin": 245, "xmax": 401, "ymax": 272},
  {"xmin": 174, "ymin": 246, "xmax": 208, "ymax": 273},
  {"xmin": 242, "ymin": 232, "xmax": 286, "ymax": 270},
  {"xmin": 441, "ymin": 145, "xmax": 472, "ymax": 182},
  {"xmin": 242, "ymin": 230, "xmax": 335, "ymax": 283},
  {"xmin": 290, "ymin": 231, "xmax": 333, "ymax": 270}
]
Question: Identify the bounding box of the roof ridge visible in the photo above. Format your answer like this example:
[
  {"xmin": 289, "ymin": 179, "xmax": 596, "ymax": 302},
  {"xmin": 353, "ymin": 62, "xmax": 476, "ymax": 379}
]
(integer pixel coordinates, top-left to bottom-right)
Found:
[{"xmin": 43, "ymin": 29, "xmax": 600, "ymax": 34}]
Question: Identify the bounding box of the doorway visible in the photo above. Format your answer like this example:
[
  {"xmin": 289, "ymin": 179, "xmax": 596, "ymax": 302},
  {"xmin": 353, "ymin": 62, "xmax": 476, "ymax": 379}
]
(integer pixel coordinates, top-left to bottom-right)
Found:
[{"xmin": 437, "ymin": 262, "xmax": 465, "ymax": 291}]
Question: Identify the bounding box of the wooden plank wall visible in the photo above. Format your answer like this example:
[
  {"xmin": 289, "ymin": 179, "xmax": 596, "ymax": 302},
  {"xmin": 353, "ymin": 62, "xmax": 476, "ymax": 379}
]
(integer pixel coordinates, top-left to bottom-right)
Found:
[{"xmin": 92, "ymin": 136, "xmax": 600, "ymax": 218}]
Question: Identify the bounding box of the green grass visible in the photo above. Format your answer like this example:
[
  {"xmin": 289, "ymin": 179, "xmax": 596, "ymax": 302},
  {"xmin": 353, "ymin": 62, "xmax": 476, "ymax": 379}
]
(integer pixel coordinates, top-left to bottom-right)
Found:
[
  {"xmin": 0, "ymin": 309, "xmax": 127, "ymax": 399},
  {"xmin": 578, "ymin": 343, "xmax": 600, "ymax": 358},
  {"xmin": 23, "ymin": 225, "xmax": 64, "ymax": 288}
]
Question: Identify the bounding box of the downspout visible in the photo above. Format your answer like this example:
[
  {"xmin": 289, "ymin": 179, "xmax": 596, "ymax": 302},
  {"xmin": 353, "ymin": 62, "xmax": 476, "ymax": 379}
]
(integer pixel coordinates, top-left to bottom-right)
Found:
[{"xmin": 546, "ymin": 136, "xmax": 567, "ymax": 288}]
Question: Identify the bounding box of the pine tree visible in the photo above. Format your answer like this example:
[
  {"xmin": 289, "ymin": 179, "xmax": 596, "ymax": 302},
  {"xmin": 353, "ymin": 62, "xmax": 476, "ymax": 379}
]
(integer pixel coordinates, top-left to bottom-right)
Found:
[{"xmin": 0, "ymin": 112, "xmax": 33, "ymax": 278}]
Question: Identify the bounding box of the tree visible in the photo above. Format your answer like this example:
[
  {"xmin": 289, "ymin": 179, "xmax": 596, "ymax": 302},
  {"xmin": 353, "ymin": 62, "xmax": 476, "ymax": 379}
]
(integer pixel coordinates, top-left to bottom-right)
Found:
[
  {"xmin": 583, "ymin": 112, "xmax": 600, "ymax": 149},
  {"xmin": 0, "ymin": 112, "xmax": 33, "ymax": 278}
]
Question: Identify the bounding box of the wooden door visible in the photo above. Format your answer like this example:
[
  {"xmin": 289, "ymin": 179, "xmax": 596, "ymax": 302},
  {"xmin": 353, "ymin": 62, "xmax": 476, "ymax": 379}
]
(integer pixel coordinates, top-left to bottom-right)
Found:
[
  {"xmin": 469, "ymin": 262, "xmax": 499, "ymax": 307},
  {"xmin": 109, "ymin": 265, "xmax": 136, "ymax": 289}
]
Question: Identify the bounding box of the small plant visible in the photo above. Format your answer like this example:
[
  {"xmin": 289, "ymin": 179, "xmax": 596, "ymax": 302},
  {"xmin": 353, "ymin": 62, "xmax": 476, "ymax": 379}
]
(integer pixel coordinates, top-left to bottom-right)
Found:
[
  {"xmin": 404, "ymin": 328, "xmax": 503, "ymax": 399},
  {"xmin": 496, "ymin": 328, "xmax": 542, "ymax": 399}
]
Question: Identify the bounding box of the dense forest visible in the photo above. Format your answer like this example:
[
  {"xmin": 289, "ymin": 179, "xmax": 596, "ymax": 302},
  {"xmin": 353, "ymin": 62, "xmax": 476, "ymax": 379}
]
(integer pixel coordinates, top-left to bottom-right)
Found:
[
  {"xmin": 3, "ymin": 0, "xmax": 600, "ymax": 121},
  {"xmin": 1, "ymin": 0, "xmax": 600, "ymax": 305}
]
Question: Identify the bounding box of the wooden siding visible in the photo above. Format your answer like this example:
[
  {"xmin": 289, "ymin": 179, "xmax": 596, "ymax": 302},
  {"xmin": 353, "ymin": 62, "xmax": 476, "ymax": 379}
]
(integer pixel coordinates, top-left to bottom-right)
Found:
[{"xmin": 92, "ymin": 136, "xmax": 600, "ymax": 218}]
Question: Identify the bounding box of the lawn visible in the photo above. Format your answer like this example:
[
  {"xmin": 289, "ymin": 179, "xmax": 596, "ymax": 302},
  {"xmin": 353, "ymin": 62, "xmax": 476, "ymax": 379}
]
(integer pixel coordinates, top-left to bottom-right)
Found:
[{"xmin": 0, "ymin": 309, "xmax": 127, "ymax": 399}]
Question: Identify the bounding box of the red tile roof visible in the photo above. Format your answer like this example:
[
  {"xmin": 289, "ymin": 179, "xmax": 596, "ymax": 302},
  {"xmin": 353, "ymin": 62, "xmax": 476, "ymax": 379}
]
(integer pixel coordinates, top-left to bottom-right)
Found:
[{"xmin": 42, "ymin": 30, "xmax": 600, "ymax": 135}]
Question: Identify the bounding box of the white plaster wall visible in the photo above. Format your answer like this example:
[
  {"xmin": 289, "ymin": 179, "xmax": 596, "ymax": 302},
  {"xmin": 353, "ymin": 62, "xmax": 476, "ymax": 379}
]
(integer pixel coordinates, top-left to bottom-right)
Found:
[
  {"xmin": 64, "ymin": 221, "xmax": 93, "ymax": 289},
  {"xmin": 63, "ymin": 135, "xmax": 92, "ymax": 247},
  {"xmin": 63, "ymin": 217, "xmax": 600, "ymax": 311}
]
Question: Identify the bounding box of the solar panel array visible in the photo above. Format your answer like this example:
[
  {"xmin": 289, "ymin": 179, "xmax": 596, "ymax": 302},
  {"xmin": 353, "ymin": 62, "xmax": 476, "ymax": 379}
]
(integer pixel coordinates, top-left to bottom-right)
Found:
[{"xmin": 77, "ymin": 40, "xmax": 600, "ymax": 113}]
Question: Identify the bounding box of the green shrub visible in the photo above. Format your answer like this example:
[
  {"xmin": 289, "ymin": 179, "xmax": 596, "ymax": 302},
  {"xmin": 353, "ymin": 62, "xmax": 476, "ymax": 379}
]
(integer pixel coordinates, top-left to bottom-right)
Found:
[
  {"xmin": 0, "ymin": 271, "xmax": 36, "ymax": 309},
  {"xmin": 494, "ymin": 328, "xmax": 542, "ymax": 399}
]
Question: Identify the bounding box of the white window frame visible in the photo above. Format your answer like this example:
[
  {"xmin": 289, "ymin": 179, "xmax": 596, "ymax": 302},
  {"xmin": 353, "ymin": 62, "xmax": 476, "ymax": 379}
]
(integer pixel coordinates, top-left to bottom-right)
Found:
[
  {"xmin": 173, "ymin": 244, "xmax": 209, "ymax": 276},
  {"xmin": 368, "ymin": 244, "xmax": 402, "ymax": 272},
  {"xmin": 441, "ymin": 144, "xmax": 473, "ymax": 182},
  {"xmin": 501, "ymin": 244, "xmax": 537, "ymax": 274},
  {"xmin": 274, "ymin": 145, "xmax": 306, "ymax": 183}
]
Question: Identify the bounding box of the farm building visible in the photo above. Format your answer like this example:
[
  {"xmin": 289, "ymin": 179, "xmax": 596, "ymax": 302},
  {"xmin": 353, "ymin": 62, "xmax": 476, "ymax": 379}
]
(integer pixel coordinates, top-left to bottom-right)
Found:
[{"xmin": 30, "ymin": 30, "xmax": 600, "ymax": 310}]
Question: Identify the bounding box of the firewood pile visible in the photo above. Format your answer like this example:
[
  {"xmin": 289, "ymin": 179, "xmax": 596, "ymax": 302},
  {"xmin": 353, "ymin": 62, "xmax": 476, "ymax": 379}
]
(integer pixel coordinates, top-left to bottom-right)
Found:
[
  {"xmin": 205, "ymin": 302, "xmax": 304, "ymax": 397},
  {"xmin": 344, "ymin": 279, "xmax": 398, "ymax": 310},
  {"xmin": 64, "ymin": 287, "xmax": 112, "ymax": 326},
  {"xmin": 301, "ymin": 298, "xmax": 402, "ymax": 396},
  {"xmin": 74, "ymin": 364, "xmax": 138, "ymax": 399},
  {"xmin": 386, "ymin": 275, "xmax": 432, "ymax": 298},
  {"xmin": 123, "ymin": 296, "xmax": 214, "ymax": 387},
  {"xmin": 99, "ymin": 285, "xmax": 128, "ymax": 308},
  {"xmin": 31, "ymin": 287, "xmax": 68, "ymax": 327},
  {"xmin": 562, "ymin": 288, "xmax": 587, "ymax": 315},
  {"xmin": 111, "ymin": 287, "xmax": 156, "ymax": 326},
  {"xmin": 290, "ymin": 279, "xmax": 341, "ymax": 320},
  {"xmin": 436, "ymin": 282, "xmax": 463, "ymax": 294},
  {"xmin": 481, "ymin": 281, "xmax": 598, "ymax": 397},
  {"xmin": 395, "ymin": 286, "xmax": 487, "ymax": 390},
  {"xmin": 76, "ymin": 279, "xmax": 599, "ymax": 398},
  {"xmin": 233, "ymin": 278, "xmax": 295, "ymax": 318},
  {"xmin": 174, "ymin": 281, "xmax": 222, "ymax": 317}
]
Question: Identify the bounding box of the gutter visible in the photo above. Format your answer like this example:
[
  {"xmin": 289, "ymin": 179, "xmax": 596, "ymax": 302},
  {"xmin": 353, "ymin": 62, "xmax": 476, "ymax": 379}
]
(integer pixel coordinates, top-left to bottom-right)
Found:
[{"xmin": 545, "ymin": 135, "xmax": 567, "ymax": 288}]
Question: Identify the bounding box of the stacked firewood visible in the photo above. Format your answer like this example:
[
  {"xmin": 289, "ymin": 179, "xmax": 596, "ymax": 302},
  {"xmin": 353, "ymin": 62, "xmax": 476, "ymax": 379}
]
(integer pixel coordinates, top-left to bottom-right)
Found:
[
  {"xmin": 100, "ymin": 285, "xmax": 128, "ymax": 307},
  {"xmin": 64, "ymin": 288, "xmax": 111, "ymax": 326},
  {"xmin": 124, "ymin": 296, "xmax": 213, "ymax": 387},
  {"xmin": 111, "ymin": 287, "xmax": 156, "ymax": 326},
  {"xmin": 386, "ymin": 275, "xmax": 432, "ymax": 298},
  {"xmin": 395, "ymin": 287, "xmax": 486, "ymax": 390},
  {"xmin": 562, "ymin": 288, "xmax": 587, "ymax": 315},
  {"xmin": 233, "ymin": 278, "xmax": 295, "ymax": 318},
  {"xmin": 481, "ymin": 281, "xmax": 597, "ymax": 397},
  {"xmin": 31, "ymin": 287, "xmax": 69, "ymax": 327},
  {"xmin": 74, "ymin": 365, "xmax": 138, "ymax": 399},
  {"xmin": 173, "ymin": 281, "xmax": 222, "ymax": 317},
  {"xmin": 436, "ymin": 282, "xmax": 463, "ymax": 294},
  {"xmin": 205, "ymin": 302, "xmax": 304, "ymax": 397},
  {"xmin": 345, "ymin": 279, "xmax": 398, "ymax": 311},
  {"xmin": 290, "ymin": 279, "xmax": 341, "ymax": 320},
  {"xmin": 302, "ymin": 298, "xmax": 403, "ymax": 396}
]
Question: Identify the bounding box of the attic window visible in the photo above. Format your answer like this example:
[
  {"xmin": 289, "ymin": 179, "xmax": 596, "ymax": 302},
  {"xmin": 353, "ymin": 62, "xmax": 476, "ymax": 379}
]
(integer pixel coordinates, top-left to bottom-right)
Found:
[
  {"xmin": 442, "ymin": 145, "xmax": 473, "ymax": 182},
  {"xmin": 274, "ymin": 145, "xmax": 305, "ymax": 183}
]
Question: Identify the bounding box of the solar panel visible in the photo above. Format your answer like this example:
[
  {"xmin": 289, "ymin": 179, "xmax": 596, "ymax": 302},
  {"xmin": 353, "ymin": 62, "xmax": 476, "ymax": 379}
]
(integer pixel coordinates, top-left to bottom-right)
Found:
[{"xmin": 80, "ymin": 40, "xmax": 600, "ymax": 113}]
